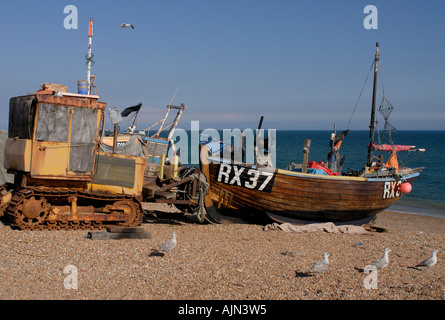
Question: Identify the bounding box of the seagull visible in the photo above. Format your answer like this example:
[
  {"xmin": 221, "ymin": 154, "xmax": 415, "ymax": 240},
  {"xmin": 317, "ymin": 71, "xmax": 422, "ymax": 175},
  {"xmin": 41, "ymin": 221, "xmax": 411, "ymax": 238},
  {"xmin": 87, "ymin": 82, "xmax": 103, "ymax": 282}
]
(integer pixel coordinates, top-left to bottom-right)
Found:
[
  {"xmin": 414, "ymin": 249, "xmax": 438, "ymax": 268},
  {"xmin": 120, "ymin": 23, "xmax": 135, "ymax": 29},
  {"xmin": 157, "ymin": 231, "xmax": 177, "ymax": 256},
  {"xmin": 308, "ymin": 252, "xmax": 330, "ymax": 274},
  {"xmin": 371, "ymin": 248, "xmax": 391, "ymax": 271}
]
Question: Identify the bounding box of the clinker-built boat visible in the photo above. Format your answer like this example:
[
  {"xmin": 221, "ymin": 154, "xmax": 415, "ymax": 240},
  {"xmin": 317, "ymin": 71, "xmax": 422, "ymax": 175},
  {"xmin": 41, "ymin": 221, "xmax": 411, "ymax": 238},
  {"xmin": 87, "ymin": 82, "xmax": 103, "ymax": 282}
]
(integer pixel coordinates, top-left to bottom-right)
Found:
[{"xmin": 200, "ymin": 43, "xmax": 425, "ymax": 225}]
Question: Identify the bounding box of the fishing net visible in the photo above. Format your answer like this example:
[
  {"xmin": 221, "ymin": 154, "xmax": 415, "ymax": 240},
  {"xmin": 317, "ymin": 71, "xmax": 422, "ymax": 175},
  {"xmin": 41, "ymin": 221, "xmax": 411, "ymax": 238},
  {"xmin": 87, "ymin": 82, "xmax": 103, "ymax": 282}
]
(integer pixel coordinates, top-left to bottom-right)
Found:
[{"xmin": 378, "ymin": 96, "xmax": 398, "ymax": 144}]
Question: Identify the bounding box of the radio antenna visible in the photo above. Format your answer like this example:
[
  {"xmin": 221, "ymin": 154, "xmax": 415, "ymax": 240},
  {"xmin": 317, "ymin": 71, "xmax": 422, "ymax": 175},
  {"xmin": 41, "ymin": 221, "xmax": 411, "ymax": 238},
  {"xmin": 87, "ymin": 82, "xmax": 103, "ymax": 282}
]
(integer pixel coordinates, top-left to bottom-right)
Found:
[
  {"xmin": 86, "ymin": 18, "xmax": 94, "ymax": 94},
  {"xmin": 169, "ymin": 87, "xmax": 179, "ymax": 105}
]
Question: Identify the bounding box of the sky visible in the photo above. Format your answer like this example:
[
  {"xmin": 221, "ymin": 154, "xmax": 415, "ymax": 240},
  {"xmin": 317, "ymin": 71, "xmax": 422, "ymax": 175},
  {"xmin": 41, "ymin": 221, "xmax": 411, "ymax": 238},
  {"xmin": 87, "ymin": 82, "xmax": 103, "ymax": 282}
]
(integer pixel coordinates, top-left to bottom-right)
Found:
[{"xmin": 0, "ymin": 0, "xmax": 444, "ymax": 131}]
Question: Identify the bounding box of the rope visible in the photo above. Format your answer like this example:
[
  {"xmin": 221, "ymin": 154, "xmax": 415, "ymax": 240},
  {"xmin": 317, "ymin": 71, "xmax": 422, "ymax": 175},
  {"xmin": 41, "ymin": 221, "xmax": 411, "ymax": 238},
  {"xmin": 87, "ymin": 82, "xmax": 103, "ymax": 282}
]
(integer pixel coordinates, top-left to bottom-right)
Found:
[{"xmin": 346, "ymin": 59, "xmax": 375, "ymax": 130}]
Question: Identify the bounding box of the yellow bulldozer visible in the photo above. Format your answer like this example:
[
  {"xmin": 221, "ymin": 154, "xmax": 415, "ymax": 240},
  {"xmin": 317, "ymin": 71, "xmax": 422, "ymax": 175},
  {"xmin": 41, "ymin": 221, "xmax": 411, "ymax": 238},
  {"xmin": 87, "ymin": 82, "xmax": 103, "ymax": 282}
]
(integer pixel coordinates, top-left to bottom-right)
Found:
[{"xmin": 0, "ymin": 84, "xmax": 209, "ymax": 230}]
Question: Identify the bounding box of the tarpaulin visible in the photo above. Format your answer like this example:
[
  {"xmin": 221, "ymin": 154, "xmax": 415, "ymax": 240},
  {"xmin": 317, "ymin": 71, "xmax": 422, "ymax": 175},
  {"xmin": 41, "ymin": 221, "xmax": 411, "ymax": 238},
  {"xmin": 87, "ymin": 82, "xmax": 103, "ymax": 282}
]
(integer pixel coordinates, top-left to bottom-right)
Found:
[{"xmin": 264, "ymin": 222, "xmax": 367, "ymax": 234}]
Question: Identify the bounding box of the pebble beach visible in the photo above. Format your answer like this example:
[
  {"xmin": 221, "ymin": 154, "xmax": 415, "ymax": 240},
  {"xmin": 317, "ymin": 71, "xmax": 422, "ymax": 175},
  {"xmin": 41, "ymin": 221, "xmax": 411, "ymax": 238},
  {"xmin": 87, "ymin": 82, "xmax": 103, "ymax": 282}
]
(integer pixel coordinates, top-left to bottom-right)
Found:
[{"xmin": 0, "ymin": 204, "xmax": 443, "ymax": 301}]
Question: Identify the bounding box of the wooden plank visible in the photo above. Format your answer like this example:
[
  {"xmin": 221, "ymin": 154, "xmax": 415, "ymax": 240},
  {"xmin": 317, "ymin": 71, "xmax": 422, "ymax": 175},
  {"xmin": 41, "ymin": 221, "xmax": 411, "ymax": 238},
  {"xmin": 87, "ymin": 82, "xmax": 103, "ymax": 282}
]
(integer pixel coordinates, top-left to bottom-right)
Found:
[
  {"xmin": 157, "ymin": 176, "xmax": 192, "ymax": 192},
  {"xmin": 106, "ymin": 226, "xmax": 146, "ymax": 233},
  {"xmin": 58, "ymin": 92, "xmax": 100, "ymax": 99},
  {"xmin": 211, "ymin": 181, "xmax": 388, "ymax": 212},
  {"xmin": 88, "ymin": 231, "xmax": 151, "ymax": 240}
]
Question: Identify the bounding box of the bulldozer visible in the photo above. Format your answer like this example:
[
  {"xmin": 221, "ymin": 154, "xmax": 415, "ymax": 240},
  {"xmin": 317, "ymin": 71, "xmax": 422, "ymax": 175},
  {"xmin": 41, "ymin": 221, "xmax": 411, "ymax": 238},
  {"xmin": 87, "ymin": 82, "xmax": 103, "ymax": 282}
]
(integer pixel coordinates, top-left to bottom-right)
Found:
[{"xmin": 0, "ymin": 84, "xmax": 209, "ymax": 230}]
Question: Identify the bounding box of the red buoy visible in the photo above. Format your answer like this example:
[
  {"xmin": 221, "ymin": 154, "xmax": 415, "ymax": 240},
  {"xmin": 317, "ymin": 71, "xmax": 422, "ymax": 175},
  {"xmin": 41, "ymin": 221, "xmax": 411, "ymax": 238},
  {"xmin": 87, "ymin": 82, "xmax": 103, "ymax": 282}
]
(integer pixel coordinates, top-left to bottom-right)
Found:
[{"xmin": 400, "ymin": 182, "xmax": 412, "ymax": 194}]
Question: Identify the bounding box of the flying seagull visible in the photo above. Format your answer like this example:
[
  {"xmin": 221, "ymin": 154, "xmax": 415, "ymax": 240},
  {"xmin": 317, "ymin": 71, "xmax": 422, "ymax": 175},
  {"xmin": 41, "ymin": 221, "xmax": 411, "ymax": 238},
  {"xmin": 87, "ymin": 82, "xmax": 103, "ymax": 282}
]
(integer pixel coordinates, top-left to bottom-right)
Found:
[
  {"xmin": 157, "ymin": 231, "xmax": 178, "ymax": 256},
  {"xmin": 120, "ymin": 23, "xmax": 135, "ymax": 29},
  {"xmin": 371, "ymin": 248, "xmax": 391, "ymax": 271},
  {"xmin": 308, "ymin": 252, "xmax": 330, "ymax": 275},
  {"xmin": 414, "ymin": 249, "xmax": 438, "ymax": 268}
]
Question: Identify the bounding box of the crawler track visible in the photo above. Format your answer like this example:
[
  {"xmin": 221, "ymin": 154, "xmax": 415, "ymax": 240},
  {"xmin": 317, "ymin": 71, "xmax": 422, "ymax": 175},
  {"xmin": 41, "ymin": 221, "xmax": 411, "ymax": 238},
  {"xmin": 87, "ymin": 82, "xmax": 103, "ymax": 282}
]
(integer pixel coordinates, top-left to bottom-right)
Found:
[{"xmin": 6, "ymin": 187, "xmax": 142, "ymax": 230}]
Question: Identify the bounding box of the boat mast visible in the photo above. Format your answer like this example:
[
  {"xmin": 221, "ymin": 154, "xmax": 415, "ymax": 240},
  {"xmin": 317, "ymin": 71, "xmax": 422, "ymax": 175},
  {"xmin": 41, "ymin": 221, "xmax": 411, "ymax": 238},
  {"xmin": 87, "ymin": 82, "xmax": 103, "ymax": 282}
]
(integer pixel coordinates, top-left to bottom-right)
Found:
[{"xmin": 366, "ymin": 42, "xmax": 380, "ymax": 168}]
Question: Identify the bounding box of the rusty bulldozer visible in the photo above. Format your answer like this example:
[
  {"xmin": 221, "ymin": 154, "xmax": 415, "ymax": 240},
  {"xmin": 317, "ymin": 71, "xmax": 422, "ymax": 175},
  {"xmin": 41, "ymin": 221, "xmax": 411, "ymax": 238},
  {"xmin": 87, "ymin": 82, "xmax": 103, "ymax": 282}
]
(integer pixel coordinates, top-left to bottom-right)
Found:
[{"xmin": 0, "ymin": 84, "xmax": 209, "ymax": 230}]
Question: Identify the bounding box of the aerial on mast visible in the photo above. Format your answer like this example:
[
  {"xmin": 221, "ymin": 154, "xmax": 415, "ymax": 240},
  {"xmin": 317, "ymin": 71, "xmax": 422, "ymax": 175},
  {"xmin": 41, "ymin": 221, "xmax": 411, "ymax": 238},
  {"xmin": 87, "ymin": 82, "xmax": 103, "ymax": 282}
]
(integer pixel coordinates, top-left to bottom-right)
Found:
[{"xmin": 86, "ymin": 18, "xmax": 94, "ymax": 94}]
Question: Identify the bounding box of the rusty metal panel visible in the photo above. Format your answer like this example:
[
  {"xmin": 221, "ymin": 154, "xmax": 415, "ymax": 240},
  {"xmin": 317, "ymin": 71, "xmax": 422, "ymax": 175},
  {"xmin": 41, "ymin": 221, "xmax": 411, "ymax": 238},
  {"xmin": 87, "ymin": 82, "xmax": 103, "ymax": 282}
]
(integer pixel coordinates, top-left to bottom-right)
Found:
[
  {"xmin": 4, "ymin": 138, "xmax": 32, "ymax": 172},
  {"xmin": 90, "ymin": 152, "xmax": 145, "ymax": 197},
  {"xmin": 31, "ymin": 101, "xmax": 71, "ymax": 178},
  {"xmin": 8, "ymin": 95, "xmax": 36, "ymax": 139},
  {"xmin": 35, "ymin": 103, "xmax": 70, "ymax": 142},
  {"xmin": 69, "ymin": 106, "xmax": 99, "ymax": 173},
  {"xmin": 31, "ymin": 140, "xmax": 70, "ymax": 177},
  {"xmin": 93, "ymin": 153, "xmax": 135, "ymax": 188},
  {"xmin": 35, "ymin": 94, "xmax": 106, "ymax": 111}
]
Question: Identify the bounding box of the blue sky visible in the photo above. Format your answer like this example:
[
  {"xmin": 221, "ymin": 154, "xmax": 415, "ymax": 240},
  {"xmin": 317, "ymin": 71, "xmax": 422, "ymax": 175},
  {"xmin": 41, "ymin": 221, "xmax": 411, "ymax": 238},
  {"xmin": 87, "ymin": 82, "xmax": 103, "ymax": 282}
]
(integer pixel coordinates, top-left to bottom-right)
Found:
[{"xmin": 0, "ymin": 0, "xmax": 444, "ymax": 131}]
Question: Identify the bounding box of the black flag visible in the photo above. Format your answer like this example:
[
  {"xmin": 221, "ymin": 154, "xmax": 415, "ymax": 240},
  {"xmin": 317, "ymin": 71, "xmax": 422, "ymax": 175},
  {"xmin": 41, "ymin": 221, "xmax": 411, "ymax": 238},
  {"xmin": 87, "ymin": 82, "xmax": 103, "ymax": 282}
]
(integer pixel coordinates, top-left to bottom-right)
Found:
[{"xmin": 121, "ymin": 103, "xmax": 142, "ymax": 117}]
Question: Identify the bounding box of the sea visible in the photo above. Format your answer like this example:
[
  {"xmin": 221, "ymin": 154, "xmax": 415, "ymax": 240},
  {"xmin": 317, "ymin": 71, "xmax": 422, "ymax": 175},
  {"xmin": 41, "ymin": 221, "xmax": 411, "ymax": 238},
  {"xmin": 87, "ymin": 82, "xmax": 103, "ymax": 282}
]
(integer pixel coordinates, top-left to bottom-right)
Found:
[{"xmin": 174, "ymin": 129, "xmax": 445, "ymax": 219}]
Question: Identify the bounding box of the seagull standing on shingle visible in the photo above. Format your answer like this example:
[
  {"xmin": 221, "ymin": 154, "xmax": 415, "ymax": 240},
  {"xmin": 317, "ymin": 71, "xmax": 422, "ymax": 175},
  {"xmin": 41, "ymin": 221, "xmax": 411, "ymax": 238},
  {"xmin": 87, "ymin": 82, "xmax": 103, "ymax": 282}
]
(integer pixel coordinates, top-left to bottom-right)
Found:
[
  {"xmin": 371, "ymin": 248, "xmax": 391, "ymax": 271},
  {"xmin": 414, "ymin": 249, "xmax": 438, "ymax": 268},
  {"xmin": 308, "ymin": 252, "xmax": 330, "ymax": 275},
  {"xmin": 157, "ymin": 231, "xmax": 177, "ymax": 256}
]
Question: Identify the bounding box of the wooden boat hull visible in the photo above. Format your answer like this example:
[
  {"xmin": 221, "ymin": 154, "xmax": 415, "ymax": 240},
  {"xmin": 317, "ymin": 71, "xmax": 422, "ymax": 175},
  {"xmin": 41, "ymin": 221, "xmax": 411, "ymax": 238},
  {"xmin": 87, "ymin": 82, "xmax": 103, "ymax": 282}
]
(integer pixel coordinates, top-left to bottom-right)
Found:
[
  {"xmin": 202, "ymin": 160, "xmax": 420, "ymax": 224},
  {"xmin": 199, "ymin": 44, "xmax": 424, "ymax": 225}
]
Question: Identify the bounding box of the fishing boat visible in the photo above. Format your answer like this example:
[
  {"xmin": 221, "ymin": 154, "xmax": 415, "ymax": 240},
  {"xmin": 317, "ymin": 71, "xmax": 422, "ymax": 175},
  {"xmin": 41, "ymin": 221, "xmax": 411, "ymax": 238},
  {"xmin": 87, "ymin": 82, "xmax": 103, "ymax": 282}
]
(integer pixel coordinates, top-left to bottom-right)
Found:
[
  {"xmin": 199, "ymin": 43, "xmax": 425, "ymax": 225},
  {"xmin": 100, "ymin": 101, "xmax": 187, "ymax": 166}
]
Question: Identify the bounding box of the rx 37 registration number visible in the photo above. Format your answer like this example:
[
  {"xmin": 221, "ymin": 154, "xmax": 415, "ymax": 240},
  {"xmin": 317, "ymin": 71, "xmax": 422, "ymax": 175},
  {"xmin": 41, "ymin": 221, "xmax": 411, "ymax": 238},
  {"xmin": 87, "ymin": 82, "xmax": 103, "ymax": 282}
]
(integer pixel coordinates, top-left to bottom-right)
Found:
[{"xmin": 216, "ymin": 163, "xmax": 275, "ymax": 192}]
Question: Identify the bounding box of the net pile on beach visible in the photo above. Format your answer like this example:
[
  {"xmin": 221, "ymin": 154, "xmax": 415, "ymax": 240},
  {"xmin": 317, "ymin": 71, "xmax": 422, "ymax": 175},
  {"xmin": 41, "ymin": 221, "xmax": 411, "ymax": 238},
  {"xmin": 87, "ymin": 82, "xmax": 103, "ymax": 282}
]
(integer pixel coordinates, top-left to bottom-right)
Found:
[{"xmin": 264, "ymin": 222, "xmax": 367, "ymax": 234}]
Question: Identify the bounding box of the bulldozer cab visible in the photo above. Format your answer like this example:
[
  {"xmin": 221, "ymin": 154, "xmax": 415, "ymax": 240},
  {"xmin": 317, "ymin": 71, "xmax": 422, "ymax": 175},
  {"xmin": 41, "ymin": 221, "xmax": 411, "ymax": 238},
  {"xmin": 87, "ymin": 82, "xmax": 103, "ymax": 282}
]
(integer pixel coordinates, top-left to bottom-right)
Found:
[
  {"xmin": 4, "ymin": 88, "xmax": 146, "ymax": 198},
  {"xmin": 6, "ymin": 92, "xmax": 105, "ymax": 180}
]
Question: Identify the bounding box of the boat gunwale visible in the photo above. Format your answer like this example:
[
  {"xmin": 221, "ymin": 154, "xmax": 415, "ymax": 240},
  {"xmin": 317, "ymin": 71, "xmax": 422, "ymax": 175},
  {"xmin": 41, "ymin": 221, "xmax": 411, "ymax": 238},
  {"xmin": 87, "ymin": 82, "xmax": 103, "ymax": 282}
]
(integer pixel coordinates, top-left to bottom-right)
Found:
[{"xmin": 206, "ymin": 156, "xmax": 420, "ymax": 182}]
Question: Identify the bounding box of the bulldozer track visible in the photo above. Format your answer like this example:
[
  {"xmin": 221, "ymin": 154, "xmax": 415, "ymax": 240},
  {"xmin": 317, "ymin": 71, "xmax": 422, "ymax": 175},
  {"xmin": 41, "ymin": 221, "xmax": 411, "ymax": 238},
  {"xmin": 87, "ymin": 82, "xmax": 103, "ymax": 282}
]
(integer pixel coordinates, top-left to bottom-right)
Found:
[{"xmin": 5, "ymin": 187, "xmax": 142, "ymax": 231}]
